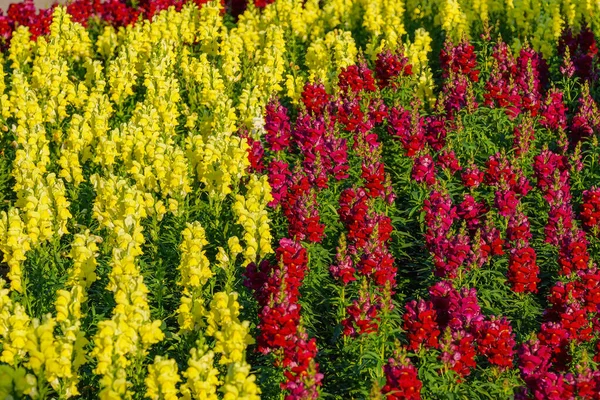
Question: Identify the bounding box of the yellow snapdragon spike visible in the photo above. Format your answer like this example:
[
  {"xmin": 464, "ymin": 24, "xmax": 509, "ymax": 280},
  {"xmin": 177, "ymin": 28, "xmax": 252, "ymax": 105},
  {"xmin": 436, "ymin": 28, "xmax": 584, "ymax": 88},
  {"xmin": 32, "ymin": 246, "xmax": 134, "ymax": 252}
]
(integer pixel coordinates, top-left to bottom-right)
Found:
[
  {"xmin": 90, "ymin": 175, "xmax": 165, "ymax": 397},
  {"xmin": 180, "ymin": 344, "xmax": 220, "ymax": 400},
  {"xmin": 306, "ymin": 29, "xmax": 357, "ymax": 90},
  {"xmin": 0, "ymin": 209, "xmax": 30, "ymax": 292},
  {"xmin": 0, "ymin": 280, "xmax": 31, "ymax": 364},
  {"xmin": 176, "ymin": 221, "xmax": 212, "ymax": 333},
  {"xmin": 145, "ymin": 356, "xmax": 181, "ymax": 400},
  {"xmin": 233, "ymin": 175, "xmax": 274, "ymax": 266},
  {"xmin": 47, "ymin": 232, "xmax": 101, "ymax": 397},
  {"xmin": 205, "ymin": 292, "xmax": 255, "ymax": 364},
  {"xmin": 220, "ymin": 362, "xmax": 261, "ymax": 400}
]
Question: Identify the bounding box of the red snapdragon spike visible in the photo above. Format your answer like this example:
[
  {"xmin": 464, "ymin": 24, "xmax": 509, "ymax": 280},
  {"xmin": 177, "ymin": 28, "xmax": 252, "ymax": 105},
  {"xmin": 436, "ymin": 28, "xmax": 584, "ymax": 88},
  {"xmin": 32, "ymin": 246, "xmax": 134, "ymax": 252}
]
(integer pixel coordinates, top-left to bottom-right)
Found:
[
  {"xmin": 301, "ymin": 82, "xmax": 330, "ymax": 116},
  {"xmin": 245, "ymin": 239, "xmax": 322, "ymax": 397},
  {"xmin": 533, "ymin": 149, "xmax": 568, "ymax": 195},
  {"xmin": 514, "ymin": 46, "xmax": 546, "ymax": 116},
  {"xmin": 241, "ymin": 133, "xmax": 265, "ymax": 173},
  {"xmin": 486, "ymin": 153, "xmax": 517, "ymax": 187},
  {"xmin": 368, "ymin": 98, "xmax": 389, "ymax": 125},
  {"xmin": 581, "ymin": 187, "xmax": 600, "ymax": 233},
  {"xmin": 476, "ymin": 317, "xmax": 516, "ymax": 369},
  {"xmin": 457, "ymin": 194, "xmax": 487, "ymax": 231},
  {"xmin": 388, "ymin": 106, "xmax": 425, "ymax": 157},
  {"xmin": 578, "ymin": 268, "xmax": 600, "ymax": 313},
  {"xmin": 461, "ymin": 164, "xmax": 484, "ymax": 188},
  {"xmin": 482, "ymin": 218, "xmax": 504, "ymax": 256},
  {"xmin": 330, "ymin": 236, "xmax": 356, "ymax": 285},
  {"xmin": 440, "ymin": 39, "xmax": 480, "ymax": 82},
  {"xmin": 338, "ymin": 63, "xmax": 377, "ymax": 94},
  {"xmin": 411, "ymin": 154, "xmax": 436, "ymax": 185},
  {"xmin": 570, "ymin": 87, "xmax": 600, "ymax": 143},
  {"xmin": 423, "ymin": 190, "xmax": 457, "ymax": 244},
  {"xmin": 507, "ymin": 246, "xmax": 540, "ymax": 293},
  {"xmin": 518, "ymin": 340, "xmax": 553, "ymax": 378},
  {"xmin": 424, "ymin": 115, "xmax": 448, "ymax": 151},
  {"xmin": 403, "ymin": 299, "xmax": 441, "ymax": 350},
  {"xmin": 267, "ymin": 159, "xmax": 292, "ymax": 207},
  {"xmin": 440, "ymin": 73, "xmax": 474, "ymax": 116},
  {"xmin": 513, "ymin": 119, "xmax": 535, "ymax": 156},
  {"xmin": 440, "ymin": 329, "xmax": 477, "ymax": 377},
  {"xmin": 428, "ymin": 281, "xmax": 483, "ymax": 331},
  {"xmin": 437, "ymin": 150, "xmax": 462, "ymax": 174},
  {"xmin": 573, "ymin": 369, "xmax": 600, "ymax": 399},
  {"xmin": 382, "ymin": 354, "xmax": 422, "ymax": 400},
  {"xmin": 558, "ymin": 302, "xmax": 593, "ymax": 343},
  {"xmin": 282, "ymin": 173, "xmax": 325, "ymax": 243},
  {"xmin": 518, "ymin": 339, "xmax": 578, "ymax": 399},
  {"xmin": 361, "ymin": 162, "xmax": 387, "ymax": 199},
  {"xmin": 506, "ymin": 211, "xmax": 532, "ymax": 247},
  {"xmin": 557, "ymin": 230, "xmax": 589, "ymax": 275},
  {"xmin": 484, "ymin": 41, "xmax": 522, "ymax": 119},
  {"xmin": 433, "ymin": 232, "xmax": 471, "ymax": 278},
  {"xmin": 537, "ymin": 322, "xmax": 571, "ymax": 371},
  {"xmin": 265, "ymin": 100, "xmax": 292, "ymax": 152},
  {"xmin": 559, "ymin": 27, "xmax": 599, "ymax": 81},
  {"xmin": 342, "ymin": 292, "xmax": 381, "ymax": 337},
  {"xmin": 494, "ymin": 189, "xmax": 519, "ymax": 217},
  {"xmin": 375, "ymin": 50, "xmax": 412, "ymax": 89},
  {"xmin": 539, "ymin": 89, "xmax": 567, "ymax": 131}
]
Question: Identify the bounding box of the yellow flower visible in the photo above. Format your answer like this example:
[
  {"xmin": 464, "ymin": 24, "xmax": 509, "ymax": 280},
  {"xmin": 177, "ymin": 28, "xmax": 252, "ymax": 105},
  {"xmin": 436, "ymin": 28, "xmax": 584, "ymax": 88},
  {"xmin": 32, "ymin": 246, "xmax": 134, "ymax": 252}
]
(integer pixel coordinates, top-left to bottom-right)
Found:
[
  {"xmin": 145, "ymin": 356, "xmax": 181, "ymax": 400},
  {"xmin": 180, "ymin": 344, "xmax": 220, "ymax": 400}
]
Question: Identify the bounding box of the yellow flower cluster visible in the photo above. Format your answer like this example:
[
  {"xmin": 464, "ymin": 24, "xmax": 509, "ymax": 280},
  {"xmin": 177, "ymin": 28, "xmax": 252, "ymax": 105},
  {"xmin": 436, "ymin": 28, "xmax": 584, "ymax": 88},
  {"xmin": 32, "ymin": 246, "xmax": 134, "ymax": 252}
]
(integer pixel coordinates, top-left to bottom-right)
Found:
[
  {"xmin": 360, "ymin": 0, "xmax": 406, "ymax": 50},
  {"xmin": 403, "ymin": 0, "xmax": 592, "ymax": 57},
  {"xmin": 180, "ymin": 341, "xmax": 220, "ymax": 400},
  {"xmin": 177, "ymin": 222, "xmax": 212, "ymax": 333},
  {"xmin": 179, "ymin": 292, "xmax": 259, "ymax": 400},
  {"xmin": 0, "ymin": 279, "xmax": 31, "ymax": 366},
  {"xmin": 52, "ymin": 232, "xmax": 101, "ymax": 397},
  {"xmin": 89, "ymin": 174, "xmax": 164, "ymax": 399},
  {"xmin": 305, "ymin": 29, "xmax": 358, "ymax": 90},
  {"xmin": 145, "ymin": 356, "xmax": 180, "ymax": 400},
  {"xmin": 233, "ymin": 175, "xmax": 274, "ymax": 266},
  {"xmin": 406, "ymin": 28, "xmax": 436, "ymax": 106}
]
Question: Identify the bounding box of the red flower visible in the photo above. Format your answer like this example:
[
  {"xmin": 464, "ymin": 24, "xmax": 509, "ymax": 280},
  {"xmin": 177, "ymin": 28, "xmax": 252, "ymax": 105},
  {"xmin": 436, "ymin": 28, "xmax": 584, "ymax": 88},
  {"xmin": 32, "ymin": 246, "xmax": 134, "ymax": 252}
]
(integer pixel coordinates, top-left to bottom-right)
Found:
[
  {"xmin": 382, "ymin": 354, "xmax": 422, "ymax": 400},
  {"xmin": 507, "ymin": 246, "xmax": 540, "ymax": 293},
  {"xmin": 476, "ymin": 317, "xmax": 516, "ymax": 369},
  {"xmin": 403, "ymin": 300, "xmax": 441, "ymax": 350}
]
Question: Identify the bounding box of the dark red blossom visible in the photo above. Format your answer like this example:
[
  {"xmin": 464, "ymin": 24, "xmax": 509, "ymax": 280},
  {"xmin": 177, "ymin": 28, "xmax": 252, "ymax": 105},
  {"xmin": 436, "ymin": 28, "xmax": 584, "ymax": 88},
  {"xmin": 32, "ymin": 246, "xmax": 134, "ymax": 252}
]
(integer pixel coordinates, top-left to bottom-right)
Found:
[
  {"xmin": 476, "ymin": 317, "xmax": 515, "ymax": 369},
  {"xmin": 338, "ymin": 63, "xmax": 377, "ymax": 94},
  {"xmin": 581, "ymin": 187, "xmax": 600, "ymax": 232},
  {"xmin": 375, "ymin": 50, "xmax": 412, "ymax": 88},
  {"xmin": 412, "ymin": 154, "xmax": 436, "ymax": 185},
  {"xmin": 301, "ymin": 83, "xmax": 330, "ymax": 115},
  {"xmin": 382, "ymin": 353, "xmax": 422, "ymax": 400},
  {"xmin": 507, "ymin": 246, "xmax": 540, "ymax": 293},
  {"xmin": 403, "ymin": 300, "xmax": 441, "ymax": 350}
]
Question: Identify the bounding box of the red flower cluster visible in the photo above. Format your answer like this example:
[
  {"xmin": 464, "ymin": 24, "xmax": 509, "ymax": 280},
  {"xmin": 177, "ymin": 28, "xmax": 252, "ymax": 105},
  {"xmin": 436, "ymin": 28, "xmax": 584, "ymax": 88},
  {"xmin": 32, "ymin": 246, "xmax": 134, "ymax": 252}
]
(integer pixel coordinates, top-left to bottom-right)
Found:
[
  {"xmin": 375, "ymin": 50, "xmax": 412, "ymax": 88},
  {"xmin": 403, "ymin": 299, "xmax": 440, "ymax": 350},
  {"xmin": 338, "ymin": 63, "xmax": 377, "ymax": 94},
  {"xmin": 581, "ymin": 187, "xmax": 600, "ymax": 233},
  {"xmin": 476, "ymin": 317, "xmax": 515, "ymax": 369},
  {"xmin": 245, "ymin": 239, "xmax": 323, "ymax": 399},
  {"xmin": 484, "ymin": 43, "xmax": 546, "ymax": 119},
  {"xmin": 559, "ymin": 27, "xmax": 599, "ymax": 81},
  {"xmin": 439, "ymin": 40, "xmax": 480, "ymax": 116},
  {"xmin": 382, "ymin": 352, "xmax": 422, "ymax": 400}
]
